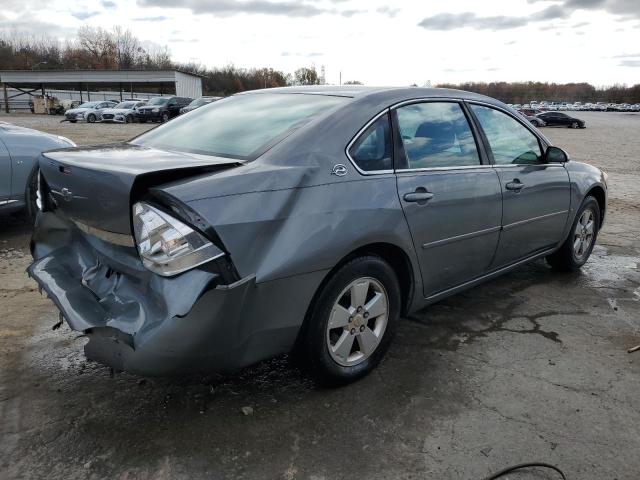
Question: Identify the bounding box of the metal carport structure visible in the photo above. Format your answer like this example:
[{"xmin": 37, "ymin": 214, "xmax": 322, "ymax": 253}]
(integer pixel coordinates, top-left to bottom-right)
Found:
[{"xmin": 0, "ymin": 70, "xmax": 203, "ymax": 113}]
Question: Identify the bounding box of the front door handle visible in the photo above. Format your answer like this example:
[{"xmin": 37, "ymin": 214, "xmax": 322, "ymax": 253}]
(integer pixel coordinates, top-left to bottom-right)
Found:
[
  {"xmin": 505, "ymin": 179, "xmax": 525, "ymax": 192},
  {"xmin": 403, "ymin": 189, "xmax": 434, "ymax": 204}
]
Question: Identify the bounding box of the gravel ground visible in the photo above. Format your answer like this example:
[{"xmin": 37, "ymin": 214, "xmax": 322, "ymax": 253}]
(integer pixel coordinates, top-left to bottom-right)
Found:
[
  {"xmin": 0, "ymin": 112, "xmax": 155, "ymax": 145},
  {"xmin": 0, "ymin": 111, "xmax": 639, "ymax": 480}
]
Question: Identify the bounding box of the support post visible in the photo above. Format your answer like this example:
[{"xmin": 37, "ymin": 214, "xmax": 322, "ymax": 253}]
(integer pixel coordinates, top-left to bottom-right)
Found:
[
  {"xmin": 119, "ymin": 83, "xmax": 123, "ymax": 101},
  {"xmin": 41, "ymin": 83, "xmax": 49, "ymax": 115},
  {"xmin": 3, "ymin": 83, "xmax": 8, "ymax": 113},
  {"xmin": 87, "ymin": 84, "xmax": 90, "ymax": 101},
  {"xmin": 79, "ymin": 83, "xmax": 83, "ymax": 103}
]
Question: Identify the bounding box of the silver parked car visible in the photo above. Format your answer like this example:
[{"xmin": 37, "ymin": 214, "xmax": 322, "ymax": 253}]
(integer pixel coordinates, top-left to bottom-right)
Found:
[
  {"xmin": 64, "ymin": 100, "xmax": 118, "ymax": 123},
  {"xmin": 0, "ymin": 122, "xmax": 75, "ymax": 216},
  {"xmin": 29, "ymin": 87, "xmax": 607, "ymax": 384},
  {"xmin": 100, "ymin": 100, "xmax": 147, "ymax": 123}
]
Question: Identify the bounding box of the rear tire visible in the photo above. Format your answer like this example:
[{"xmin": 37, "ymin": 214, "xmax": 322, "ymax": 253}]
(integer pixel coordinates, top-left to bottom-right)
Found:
[
  {"xmin": 547, "ymin": 196, "xmax": 600, "ymax": 271},
  {"xmin": 298, "ymin": 255, "xmax": 400, "ymax": 386},
  {"xmin": 25, "ymin": 169, "xmax": 39, "ymax": 223}
]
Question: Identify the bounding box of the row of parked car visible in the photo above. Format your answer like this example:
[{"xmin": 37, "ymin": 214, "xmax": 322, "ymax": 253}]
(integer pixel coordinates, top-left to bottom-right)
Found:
[
  {"xmin": 508, "ymin": 101, "xmax": 640, "ymax": 112},
  {"xmin": 63, "ymin": 96, "xmax": 222, "ymax": 124}
]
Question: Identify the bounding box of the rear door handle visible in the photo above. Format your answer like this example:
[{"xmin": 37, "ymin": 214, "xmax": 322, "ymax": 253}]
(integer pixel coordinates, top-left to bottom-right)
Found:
[
  {"xmin": 505, "ymin": 180, "xmax": 525, "ymax": 192},
  {"xmin": 403, "ymin": 190, "xmax": 434, "ymax": 204}
]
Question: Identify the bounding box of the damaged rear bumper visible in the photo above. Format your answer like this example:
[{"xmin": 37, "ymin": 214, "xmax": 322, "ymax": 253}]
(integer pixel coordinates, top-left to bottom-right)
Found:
[{"xmin": 27, "ymin": 212, "xmax": 279, "ymax": 376}]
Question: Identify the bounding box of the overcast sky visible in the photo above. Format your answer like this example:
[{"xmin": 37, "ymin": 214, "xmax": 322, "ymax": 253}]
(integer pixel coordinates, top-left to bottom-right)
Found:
[{"xmin": 1, "ymin": 0, "xmax": 639, "ymax": 86}]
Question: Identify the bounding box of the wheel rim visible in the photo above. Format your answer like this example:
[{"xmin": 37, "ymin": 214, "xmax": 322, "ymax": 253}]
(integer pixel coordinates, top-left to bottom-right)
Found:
[
  {"xmin": 326, "ymin": 277, "xmax": 389, "ymax": 367},
  {"xmin": 572, "ymin": 122, "xmax": 578, "ymax": 128},
  {"xmin": 573, "ymin": 208, "xmax": 595, "ymax": 260}
]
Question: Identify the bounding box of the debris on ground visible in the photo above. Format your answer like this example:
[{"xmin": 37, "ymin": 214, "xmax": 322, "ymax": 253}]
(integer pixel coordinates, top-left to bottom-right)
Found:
[{"xmin": 241, "ymin": 406, "xmax": 254, "ymax": 416}]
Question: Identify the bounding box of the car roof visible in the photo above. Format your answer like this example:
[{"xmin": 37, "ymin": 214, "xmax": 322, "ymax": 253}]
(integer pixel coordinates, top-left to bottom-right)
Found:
[{"xmin": 239, "ymin": 85, "xmax": 499, "ymax": 104}]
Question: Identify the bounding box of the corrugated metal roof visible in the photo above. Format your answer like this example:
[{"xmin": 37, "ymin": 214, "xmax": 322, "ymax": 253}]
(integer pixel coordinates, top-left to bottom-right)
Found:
[{"xmin": 0, "ymin": 70, "xmax": 201, "ymax": 84}]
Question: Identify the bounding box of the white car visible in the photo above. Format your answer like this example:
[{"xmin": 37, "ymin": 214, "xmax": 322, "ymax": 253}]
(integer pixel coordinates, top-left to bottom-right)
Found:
[
  {"xmin": 100, "ymin": 100, "xmax": 147, "ymax": 124},
  {"xmin": 63, "ymin": 100, "xmax": 118, "ymax": 123}
]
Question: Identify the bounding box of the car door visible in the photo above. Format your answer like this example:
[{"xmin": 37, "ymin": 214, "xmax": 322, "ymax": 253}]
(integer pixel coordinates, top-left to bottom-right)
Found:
[
  {"xmin": 166, "ymin": 98, "xmax": 180, "ymax": 118},
  {"xmin": 468, "ymin": 104, "xmax": 570, "ymax": 267},
  {"xmin": 391, "ymin": 101, "xmax": 503, "ymax": 297},
  {"xmin": 0, "ymin": 136, "xmax": 12, "ymax": 202}
]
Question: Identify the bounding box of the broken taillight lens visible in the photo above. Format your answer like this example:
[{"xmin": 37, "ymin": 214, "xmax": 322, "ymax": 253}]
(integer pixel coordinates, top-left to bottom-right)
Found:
[{"xmin": 132, "ymin": 202, "xmax": 224, "ymax": 276}]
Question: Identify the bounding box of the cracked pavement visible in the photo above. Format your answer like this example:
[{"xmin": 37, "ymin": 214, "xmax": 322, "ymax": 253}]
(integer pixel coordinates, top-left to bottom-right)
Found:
[{"xmin": 0, "ymin": 112, "xmax": 639, "ymax": 479}]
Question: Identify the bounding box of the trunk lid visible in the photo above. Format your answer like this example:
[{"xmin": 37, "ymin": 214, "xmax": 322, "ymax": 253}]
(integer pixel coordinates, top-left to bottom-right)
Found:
[{"xmin": 40, "ymin": 144, "xmax": 242, "ymax": 234}]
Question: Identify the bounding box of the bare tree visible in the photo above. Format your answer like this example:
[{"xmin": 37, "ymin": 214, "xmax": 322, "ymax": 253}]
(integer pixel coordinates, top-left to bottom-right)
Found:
[
  {"xmin": 113, "ymin": 26, "xmax": 141, "ymax": 69},
  {"xmin": 293, "ymin": 66, "xmax": 320, "ymax": 86}
]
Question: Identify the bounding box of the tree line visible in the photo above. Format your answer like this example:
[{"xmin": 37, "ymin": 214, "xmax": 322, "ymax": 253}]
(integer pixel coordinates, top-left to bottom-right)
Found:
[
  {"xmin": 0, "ymin": 28, "xmax": 322, "ymax": 96},
  {"xmin": 436, "ymin": 81, "xmax": 640, "ymax": 104}
]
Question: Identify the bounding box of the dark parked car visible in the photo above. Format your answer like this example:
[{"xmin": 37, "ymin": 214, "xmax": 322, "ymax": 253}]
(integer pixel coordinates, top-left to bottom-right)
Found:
[
  {"xmin": 517, "ymin": 111, "xmax": 546, "ymax": 127},
  {"xmin": 536, "ymin": 111, "xmax": 586, "ymax": 128},
  {"xmin": 29, "ymin": 87, "xmax": 607, "ymax": 385},
  {"xmin": 0, "ymin": 122, "xmax": 75, "ymax": 217},
  {"xmin": 180, "ymin": 96, "xmax": 222, "ymax": 114},
  {"xmin": 135, "ymin": 96, "xmax": 192, "ymax": 123}
]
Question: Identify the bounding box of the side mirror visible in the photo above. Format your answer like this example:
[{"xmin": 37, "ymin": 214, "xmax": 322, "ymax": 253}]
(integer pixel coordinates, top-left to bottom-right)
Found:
[{"xmin": 545, "ymin": 146, "xmax": 569, "ymax": 163}]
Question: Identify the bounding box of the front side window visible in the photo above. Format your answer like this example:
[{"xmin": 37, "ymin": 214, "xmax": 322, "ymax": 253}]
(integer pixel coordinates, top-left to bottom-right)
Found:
[
  {"xmin": 133, "ymin": 93, "xmax": 347, "ymax": 160},
  {"xmin": 348, "ymin": 114, "xmax": 392, "ymax": 172},
  {"xmin": 470, "ymin": 105, "xmax": 542, "ymax": 165},
  {"xmin": 395, "ymin": 102, "xmax": 480, "ymax": 169}
]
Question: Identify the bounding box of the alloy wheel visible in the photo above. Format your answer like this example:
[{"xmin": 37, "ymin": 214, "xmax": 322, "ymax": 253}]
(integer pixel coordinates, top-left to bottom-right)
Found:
[
  {"xmin": 326, "ymin": 277, "xmax": 389, "ymax": 367},
  {"xmin": 573, "ymin": 209, "xmax": 595, "ymax": 260}
]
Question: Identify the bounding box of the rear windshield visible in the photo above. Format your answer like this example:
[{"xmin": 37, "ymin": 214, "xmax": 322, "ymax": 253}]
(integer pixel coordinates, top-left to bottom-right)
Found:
[{"xmin": 132, "ymin": 93, "xmax": 348, "ymax": 160}]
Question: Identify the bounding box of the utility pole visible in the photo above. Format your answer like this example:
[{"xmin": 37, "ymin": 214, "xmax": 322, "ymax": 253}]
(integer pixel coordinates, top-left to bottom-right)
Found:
[{"xmin": 339, "ymin": 71, "xmax": 342, "ymax": 86}]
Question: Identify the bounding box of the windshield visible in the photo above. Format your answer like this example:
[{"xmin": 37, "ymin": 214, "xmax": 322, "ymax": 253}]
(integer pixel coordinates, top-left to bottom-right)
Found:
[
  {"xmin": 189, "ymin": 98, "xmax": 209, "ymax": 107},
  {"xmin": 115, "ymin": 101, "xmax": 137, "ymax": 109},
  {"xmin": 148, "ymin": 97, "xmax": 169, "ymax": 106},
  {"xmin": 78, "ymin": 102, "xmax": 99, "ymax": 108},
  {"xmin": 132, "ymin": 93, "xmax": 348, "ymax": 160}
]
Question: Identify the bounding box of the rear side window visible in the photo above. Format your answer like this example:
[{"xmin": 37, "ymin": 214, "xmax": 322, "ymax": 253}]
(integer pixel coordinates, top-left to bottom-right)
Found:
[
  {"xmin": 395, "ymin": 102, "xmax": 480, "ymax": 169},
  {"xmin": 471, "ymin": 105, "xmax": 542, "ymax": 165},
  {"xmin": 133, "ymin": 93, "xmax": 348, "ymax": 160},
  {"xmin": 348, "ymin": 114, "xmax": 392, "ymax": 172}
]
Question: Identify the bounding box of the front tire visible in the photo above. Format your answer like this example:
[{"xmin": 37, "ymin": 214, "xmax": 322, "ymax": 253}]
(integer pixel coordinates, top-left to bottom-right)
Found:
[
  {"xmin": 87, "ymin": 113, "xmax": 96, "ymax": 123},
  {"xmin": 547, "ymin": 196, "xmax": 600, "ymax": 271},
  {"xmin": 299, "ymin": 256, "xmax": 401, "ymax": 385},
  {"xmin": 161, "ymin": 112, "xmax": 169, "ymax": 123}
]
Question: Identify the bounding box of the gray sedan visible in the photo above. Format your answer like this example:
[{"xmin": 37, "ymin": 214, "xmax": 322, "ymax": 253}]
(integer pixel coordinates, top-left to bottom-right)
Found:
[
  {"xmin": 0, "ymin": 122, "xmax": 75, "ymax": 216},
  {"xmin": 29, "ymin": 87, "xmax": 607, "ymax": 384}
]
